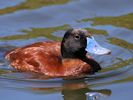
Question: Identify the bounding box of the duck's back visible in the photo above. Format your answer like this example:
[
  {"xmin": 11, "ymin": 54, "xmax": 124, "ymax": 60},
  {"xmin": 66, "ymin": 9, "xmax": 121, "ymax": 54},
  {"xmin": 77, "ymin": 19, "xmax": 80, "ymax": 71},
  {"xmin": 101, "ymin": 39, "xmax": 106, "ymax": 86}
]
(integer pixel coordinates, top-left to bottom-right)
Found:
[{"xmin": 5, "ymin": 42, "xmax": 62, "ymax": 74}]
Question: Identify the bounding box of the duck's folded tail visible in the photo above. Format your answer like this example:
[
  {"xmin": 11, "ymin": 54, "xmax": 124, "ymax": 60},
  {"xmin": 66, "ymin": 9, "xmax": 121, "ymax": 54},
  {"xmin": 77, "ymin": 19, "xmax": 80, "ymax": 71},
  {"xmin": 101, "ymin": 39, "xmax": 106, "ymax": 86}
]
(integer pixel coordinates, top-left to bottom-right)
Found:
[{"xmin": 5, "ymin": 48, "xmax": 20, "ymax": 61}]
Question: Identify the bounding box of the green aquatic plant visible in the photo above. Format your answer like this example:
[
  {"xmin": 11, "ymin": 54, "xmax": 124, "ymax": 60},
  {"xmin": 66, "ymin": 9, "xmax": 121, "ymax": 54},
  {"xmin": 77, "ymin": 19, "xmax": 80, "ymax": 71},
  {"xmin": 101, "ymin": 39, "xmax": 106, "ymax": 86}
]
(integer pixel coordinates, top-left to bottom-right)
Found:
[
  {"xmin": 0, "ymin": 25, "xmax": 70, "ymax": 41},
  {"xmin": 0, "ymin": 69, "xmax": 6, "ymax": 74},
  {"xmin": 0, "ymin": 24, "xmax": 108, "ymax": 41},
  {"xmin": 0, "ymin": 0, "xmax": 69, "ymax": 15},
  {"xmin": 85, "ymin": 28, "xmax": 108, "ymax": 35},
  {"xmin": 90, "ymin": 58, "xmax": 133, "ymax": 87},
  {"xmin": 79, "ymin": 13, "xmax": 133, "ymax": 30},
  {"xmin": 77, "ymin": 18, "xmax": 90, "ymax": 23},
  {"xmin": 107, "ymin": 37, "xmax": 133, "ymax": 50},
  {"xmin": 90, "ymin": 13, "xmax": 133, "ymax": 30},
  {"xmin": 101, "ymin": 58, "xmax": 133, "ymax": 73},
  {"xmin": 90, "ymin": 73, "xmax": 133, "ymax": 88}
]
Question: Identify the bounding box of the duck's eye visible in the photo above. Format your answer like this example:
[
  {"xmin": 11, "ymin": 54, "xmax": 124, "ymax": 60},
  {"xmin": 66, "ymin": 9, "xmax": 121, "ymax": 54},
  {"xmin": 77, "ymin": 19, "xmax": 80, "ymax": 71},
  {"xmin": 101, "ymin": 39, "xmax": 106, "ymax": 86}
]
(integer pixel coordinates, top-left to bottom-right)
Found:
[{"xmin": 75, "ymin": 35, "xmax": 80, "ymax": 39}]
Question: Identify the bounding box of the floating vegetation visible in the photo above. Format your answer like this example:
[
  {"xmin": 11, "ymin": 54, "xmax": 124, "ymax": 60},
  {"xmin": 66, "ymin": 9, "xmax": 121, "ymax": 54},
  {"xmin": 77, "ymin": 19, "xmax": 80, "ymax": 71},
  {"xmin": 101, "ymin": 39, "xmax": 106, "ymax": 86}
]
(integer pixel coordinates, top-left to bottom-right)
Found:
[
  {"xmin": 0, "ymin": 0, "xmax": 69, "ymax": 15},
  {"xmin": 80, "ymin": 13, "xmax": 133, "ymax": 30},
  {"xmin": 0, "ymin": 24, "xmax": 109, "ymax": 41},
  {"xmin": 77, "ymin": 18, "xmax": 90, "ymax": 23},
  {"xmin": 0, "ymin": 25, "xmax": 70, "ymax": 41},
  {"xmin": 85, "ymin": 28, "xmax": 108, "ymax": 36},
  {"xmin": 108, "ymin": 37, "xmax": 133, "ymax": 50},
  {"xmin": 79, "ymin": 13, "xmax": 133, "ymax": 30},
  {"xmin": 101, "ymin": 58, "xmax": 133, "ymax": 73}
]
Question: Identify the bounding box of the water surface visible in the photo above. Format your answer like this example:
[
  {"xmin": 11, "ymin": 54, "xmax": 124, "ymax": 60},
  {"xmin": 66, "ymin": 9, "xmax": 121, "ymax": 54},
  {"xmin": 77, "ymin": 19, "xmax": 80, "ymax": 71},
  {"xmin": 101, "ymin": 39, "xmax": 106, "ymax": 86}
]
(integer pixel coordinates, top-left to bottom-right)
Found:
[{"xmin": 0, "ymin": 0, "xmax": 133, "ymax": 100}]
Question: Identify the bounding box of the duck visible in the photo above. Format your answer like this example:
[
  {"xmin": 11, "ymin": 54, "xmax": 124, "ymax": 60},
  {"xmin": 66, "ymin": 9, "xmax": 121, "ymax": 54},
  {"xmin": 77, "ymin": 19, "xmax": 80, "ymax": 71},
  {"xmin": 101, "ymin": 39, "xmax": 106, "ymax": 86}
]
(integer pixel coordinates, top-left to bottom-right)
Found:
[{"xmin": 5, "ymin": 29, "xmax": 111, "ymax": 77}]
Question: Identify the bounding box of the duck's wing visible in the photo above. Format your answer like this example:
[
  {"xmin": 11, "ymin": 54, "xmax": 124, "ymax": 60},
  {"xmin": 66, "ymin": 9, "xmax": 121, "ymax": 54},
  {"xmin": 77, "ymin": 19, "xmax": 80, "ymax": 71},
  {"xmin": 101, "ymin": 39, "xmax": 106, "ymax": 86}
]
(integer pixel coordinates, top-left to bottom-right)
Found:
[{"xmin": 5, "ymin": 42, "xmax": 61, "ymax": 73}]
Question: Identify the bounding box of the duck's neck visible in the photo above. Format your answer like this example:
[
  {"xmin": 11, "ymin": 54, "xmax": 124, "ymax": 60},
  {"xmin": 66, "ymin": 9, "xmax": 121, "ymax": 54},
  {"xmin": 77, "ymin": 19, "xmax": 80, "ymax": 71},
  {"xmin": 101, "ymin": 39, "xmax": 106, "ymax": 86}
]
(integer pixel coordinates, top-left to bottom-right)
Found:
[
  {"xmin": 61, "ymin": 47, "xmax": 87, "ymax": 59},
  {"xmin": 61, "ymin": 46, "xmax": 101, "ymax": 73},
  {"xmin": 61, "ymin": 46, "xmax": 95, "ymax": 67}
]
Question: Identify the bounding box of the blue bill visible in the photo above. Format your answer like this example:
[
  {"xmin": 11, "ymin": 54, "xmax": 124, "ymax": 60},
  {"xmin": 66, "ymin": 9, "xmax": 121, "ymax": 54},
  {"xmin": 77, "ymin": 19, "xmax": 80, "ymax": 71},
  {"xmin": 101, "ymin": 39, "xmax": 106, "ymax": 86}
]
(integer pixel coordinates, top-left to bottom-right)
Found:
[{"xmin": 85, "ymin": 36, "xmax": 111, "ymax": 55}]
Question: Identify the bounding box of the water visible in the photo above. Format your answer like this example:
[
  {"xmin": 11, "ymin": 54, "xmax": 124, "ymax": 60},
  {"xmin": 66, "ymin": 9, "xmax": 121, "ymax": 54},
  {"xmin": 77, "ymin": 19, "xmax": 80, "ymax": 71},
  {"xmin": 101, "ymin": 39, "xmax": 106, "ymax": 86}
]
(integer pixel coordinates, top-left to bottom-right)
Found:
[{"xmin": 0, "ymin": 0, "xmax": 133, "ymax": 100}]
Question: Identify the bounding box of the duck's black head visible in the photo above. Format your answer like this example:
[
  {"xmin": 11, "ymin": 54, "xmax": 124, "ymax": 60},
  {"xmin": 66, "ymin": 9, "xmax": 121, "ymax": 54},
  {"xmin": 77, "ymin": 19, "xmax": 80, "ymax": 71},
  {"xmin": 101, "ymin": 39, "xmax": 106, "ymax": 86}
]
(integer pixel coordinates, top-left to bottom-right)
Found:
[
  {"xmin": 61, "ymin": 28, "xmax": 111, "ymax": 59},
  {"xmin": 61, "ymin": 28, "xmax": 91, "ymax": 59}
]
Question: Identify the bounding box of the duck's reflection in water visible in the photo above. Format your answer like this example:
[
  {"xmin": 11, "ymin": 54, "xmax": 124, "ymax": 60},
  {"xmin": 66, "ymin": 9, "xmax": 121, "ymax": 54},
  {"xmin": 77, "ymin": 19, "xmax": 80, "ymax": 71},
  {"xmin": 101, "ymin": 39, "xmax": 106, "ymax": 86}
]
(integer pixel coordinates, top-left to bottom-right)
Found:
[
  {"xmin": 62, "ymin": 82, "xmax": 111, "ymax": 100},
  {"xmin": 30, "ymin": 80, "xmax": 111, "ymax": 100}
]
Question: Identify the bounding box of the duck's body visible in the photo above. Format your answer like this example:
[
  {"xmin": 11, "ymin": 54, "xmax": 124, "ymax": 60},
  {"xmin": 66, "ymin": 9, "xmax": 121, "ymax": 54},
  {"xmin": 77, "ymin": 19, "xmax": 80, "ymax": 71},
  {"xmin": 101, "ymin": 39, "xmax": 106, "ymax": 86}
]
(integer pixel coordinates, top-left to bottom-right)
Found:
[
  {"xmin": 5, "ymin": 29, "xmax": 111, "ymax": 77},
  {"xmin": 6, "ymin": 42, "xmax": 91, "ymax": 77}
]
